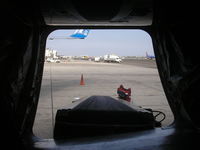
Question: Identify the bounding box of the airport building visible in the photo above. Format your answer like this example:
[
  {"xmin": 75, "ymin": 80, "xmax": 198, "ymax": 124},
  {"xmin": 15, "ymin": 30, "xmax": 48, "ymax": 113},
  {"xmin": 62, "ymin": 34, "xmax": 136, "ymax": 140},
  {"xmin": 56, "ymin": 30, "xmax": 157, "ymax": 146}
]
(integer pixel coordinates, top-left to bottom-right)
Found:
[{"xmin": 45, "ymin": 48, "xmax": 58, "ymax": 59}]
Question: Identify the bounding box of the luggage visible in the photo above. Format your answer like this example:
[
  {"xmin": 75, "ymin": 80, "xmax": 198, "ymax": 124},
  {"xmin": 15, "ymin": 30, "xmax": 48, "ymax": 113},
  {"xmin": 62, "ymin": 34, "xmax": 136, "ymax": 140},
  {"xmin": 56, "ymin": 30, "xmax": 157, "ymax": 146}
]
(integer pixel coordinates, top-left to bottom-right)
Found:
[
  {"xmin": 117, "ymin": 85, "xmax": 131, "ymax": 102},
  {"xmin": 54, "ymin": 96, "xmax": 155, "ymax": 139}
]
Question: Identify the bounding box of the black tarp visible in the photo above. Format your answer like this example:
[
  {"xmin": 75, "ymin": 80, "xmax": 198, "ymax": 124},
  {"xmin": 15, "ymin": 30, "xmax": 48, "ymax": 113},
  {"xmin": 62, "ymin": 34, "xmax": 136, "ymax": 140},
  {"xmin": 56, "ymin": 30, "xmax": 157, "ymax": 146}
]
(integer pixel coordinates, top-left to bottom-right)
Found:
[{"xmin": 54, "ymin": 96, "xmax": 155, "ymax": 139}]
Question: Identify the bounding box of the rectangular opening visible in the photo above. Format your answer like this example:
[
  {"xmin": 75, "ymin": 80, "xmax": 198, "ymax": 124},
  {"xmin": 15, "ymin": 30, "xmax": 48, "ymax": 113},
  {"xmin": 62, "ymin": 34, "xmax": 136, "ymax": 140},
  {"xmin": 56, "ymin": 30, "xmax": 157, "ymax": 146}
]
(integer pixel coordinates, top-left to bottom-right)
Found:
[{"xmin": 33, "ymin": 29, "xmax": 174, "ymax": 139}]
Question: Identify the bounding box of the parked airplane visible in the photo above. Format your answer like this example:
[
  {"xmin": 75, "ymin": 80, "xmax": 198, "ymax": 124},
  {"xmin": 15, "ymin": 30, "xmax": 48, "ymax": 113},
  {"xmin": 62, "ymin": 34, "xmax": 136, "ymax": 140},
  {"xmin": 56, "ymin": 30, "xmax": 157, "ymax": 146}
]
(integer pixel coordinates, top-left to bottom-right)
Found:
[
  {"xmin": 146, "ymin": 52, "xmax": 155, "ymax": 59},
  {"xmin": 48, "ymin": 29, "xmax": 90, "ymax": 40}
]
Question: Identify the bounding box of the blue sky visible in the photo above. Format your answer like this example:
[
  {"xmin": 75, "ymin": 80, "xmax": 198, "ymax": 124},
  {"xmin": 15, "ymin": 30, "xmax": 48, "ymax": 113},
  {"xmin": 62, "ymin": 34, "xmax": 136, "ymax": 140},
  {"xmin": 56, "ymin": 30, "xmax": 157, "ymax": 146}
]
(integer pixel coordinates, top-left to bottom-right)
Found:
[{"xmin": 46, "ymin": 29, "xmax": 154, "ymax": 57}]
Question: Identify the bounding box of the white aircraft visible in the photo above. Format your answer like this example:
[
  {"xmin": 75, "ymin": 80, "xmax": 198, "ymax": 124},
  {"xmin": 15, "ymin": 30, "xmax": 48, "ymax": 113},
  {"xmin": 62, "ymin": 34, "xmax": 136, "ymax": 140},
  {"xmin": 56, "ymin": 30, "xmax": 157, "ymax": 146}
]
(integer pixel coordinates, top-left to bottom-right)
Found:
[{"xmin": 48, "ymin": 29, "xmax": 90, "ymax": 40}]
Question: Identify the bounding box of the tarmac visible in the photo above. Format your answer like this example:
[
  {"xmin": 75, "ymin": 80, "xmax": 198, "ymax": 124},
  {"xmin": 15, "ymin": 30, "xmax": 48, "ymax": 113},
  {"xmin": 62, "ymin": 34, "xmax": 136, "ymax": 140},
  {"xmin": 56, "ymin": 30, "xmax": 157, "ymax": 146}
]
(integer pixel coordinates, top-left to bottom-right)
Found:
[{"xmin": 33, "ymin": 59, "xmax": 174, "ymax": 139}]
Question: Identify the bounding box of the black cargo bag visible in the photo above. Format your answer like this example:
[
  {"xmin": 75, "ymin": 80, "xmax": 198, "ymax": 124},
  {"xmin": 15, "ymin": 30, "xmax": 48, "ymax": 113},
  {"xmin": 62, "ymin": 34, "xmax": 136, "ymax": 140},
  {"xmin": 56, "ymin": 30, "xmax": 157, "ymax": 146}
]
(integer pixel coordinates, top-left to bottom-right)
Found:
[{"xmin": 54, "ymin": 96, "xmax": 155, "ymax": 139}]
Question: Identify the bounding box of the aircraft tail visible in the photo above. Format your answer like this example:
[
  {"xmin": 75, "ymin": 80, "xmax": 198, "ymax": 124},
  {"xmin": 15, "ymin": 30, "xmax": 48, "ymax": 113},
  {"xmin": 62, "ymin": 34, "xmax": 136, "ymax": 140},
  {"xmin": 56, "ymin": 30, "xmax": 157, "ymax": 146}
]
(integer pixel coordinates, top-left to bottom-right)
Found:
[
  {"xmin": 146, "ymin": 52, "xmax": 155, "ymax": 59},
  {"xmin": 70, "ymin": 29, "xmax": 90, "ymax": 39}
]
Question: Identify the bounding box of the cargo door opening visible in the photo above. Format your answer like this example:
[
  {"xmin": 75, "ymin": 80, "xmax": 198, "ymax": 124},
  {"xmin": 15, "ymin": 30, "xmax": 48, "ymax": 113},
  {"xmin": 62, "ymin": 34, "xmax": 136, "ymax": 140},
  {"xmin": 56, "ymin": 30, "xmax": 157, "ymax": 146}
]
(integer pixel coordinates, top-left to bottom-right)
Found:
[{"xmin": 33, "ymin": 29, "xmax": 174, "ymax": 139}]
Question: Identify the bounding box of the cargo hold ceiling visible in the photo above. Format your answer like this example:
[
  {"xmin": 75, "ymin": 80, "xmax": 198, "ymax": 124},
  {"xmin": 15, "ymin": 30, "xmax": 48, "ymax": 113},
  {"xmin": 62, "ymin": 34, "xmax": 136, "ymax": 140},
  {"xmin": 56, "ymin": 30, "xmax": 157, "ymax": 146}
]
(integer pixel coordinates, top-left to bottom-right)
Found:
[{"xmin": 40, "ymin": 0, "xmax": 153, "ymax": 26}]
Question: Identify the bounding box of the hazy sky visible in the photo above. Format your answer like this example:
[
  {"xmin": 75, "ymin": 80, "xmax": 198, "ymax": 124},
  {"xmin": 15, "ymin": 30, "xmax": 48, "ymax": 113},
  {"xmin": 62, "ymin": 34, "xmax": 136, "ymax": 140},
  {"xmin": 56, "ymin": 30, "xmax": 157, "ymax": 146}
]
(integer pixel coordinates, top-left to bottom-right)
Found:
[{"xmin": 46, "ymin": 29, "xmax": 154, "ymax": 57}]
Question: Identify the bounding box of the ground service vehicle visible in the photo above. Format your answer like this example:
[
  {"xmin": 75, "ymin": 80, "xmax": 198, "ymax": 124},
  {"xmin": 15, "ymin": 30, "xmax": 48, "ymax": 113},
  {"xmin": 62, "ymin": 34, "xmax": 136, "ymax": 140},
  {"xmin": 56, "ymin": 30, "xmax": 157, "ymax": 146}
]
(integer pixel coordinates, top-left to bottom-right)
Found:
[{"xmin": 104, "ymin": 54, "xmax": 122, "ymax": 63}]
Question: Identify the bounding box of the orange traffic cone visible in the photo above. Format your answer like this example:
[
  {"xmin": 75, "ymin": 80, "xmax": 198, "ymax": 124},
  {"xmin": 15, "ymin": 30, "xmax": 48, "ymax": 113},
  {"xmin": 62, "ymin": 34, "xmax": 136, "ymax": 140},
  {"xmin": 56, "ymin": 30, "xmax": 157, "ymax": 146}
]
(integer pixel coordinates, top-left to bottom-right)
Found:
[{"xmin": 80, "ymin": 74, "xmax": 85, "ymax": 85}]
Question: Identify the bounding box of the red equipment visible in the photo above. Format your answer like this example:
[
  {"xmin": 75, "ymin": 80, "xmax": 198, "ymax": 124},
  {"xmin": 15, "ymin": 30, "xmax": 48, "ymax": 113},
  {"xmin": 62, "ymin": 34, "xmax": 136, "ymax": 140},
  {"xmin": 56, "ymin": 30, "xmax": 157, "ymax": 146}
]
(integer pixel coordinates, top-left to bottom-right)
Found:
[{"xmin": 117, "ymin": 85, "xmax": 131, "ymax": 102}]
